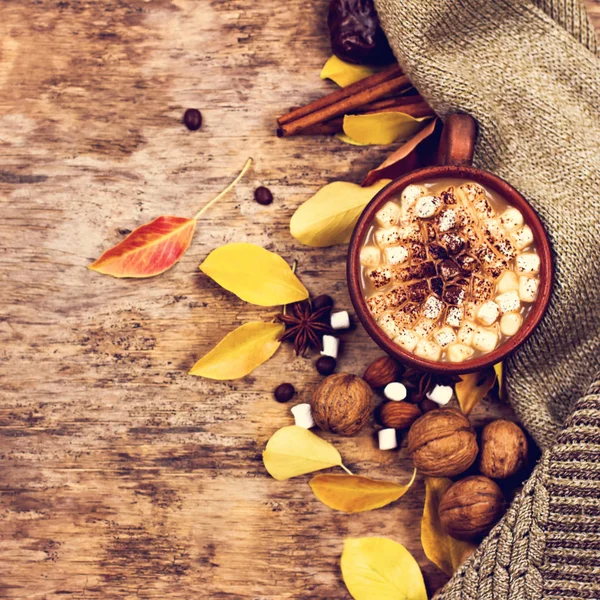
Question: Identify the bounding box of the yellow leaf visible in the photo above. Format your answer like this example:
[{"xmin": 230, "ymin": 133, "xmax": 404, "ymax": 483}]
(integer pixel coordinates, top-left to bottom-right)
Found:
[
  {"xmin": 310, "ymin": 471, "xmax": 416, "ymax": 513},
  {"xmin": 343, "ymin": 112, "xmax": 432, "ymax": 145},
  {"xmin": 494, "ymin": 362, "xmax": 504, "ymax": 398},
  {"xmin": 200, "ymin": 243, "xmax": 309, "ymax": 306},
  {"xmin": 290, "ymin": 180, "xmax": 390, "ymax": 247},
  {"xmin": 262, "ymin": 426, "xmax": 343, "ymax": 481},
  {"xmin": 455, "ymin": 367, "xmax": 497, "ymax": 415},
  {"xmin": 421, "ymin": 477, "xmax": 476, "ymax": 576},
  {"xmin": 341, "ymin": 537, "xmax": 427, "ymax": 600},
  {"xmin": 336, "ymin": 133, "xmax": 369, "ymax": 146},
  {"xmin": 189, "ymin": 321, "xmax": 284, "ymax": 380},
  {"xmin": 320, "ymin": 55, "xmax": 378, "ymax": 87}
]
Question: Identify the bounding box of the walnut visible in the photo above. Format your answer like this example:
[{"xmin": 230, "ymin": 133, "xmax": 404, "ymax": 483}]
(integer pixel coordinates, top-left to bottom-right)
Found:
[
  {"xmin": 311, "ymin": 374, "xmax": 374, "ymax": 436},
  {"xmin": 407, "ymin": 408, "xmax": 478, "ymax": 476},
  {"xmin": 478, "ymin": 419, "xmax": 528, "ymax": 479},
  {"xmin": 438, "ymin": 475, "xmax": 506, "ymax": 541}
]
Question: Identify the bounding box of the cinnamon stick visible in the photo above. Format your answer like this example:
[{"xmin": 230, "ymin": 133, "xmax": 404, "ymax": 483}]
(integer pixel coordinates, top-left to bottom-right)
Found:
[
  {"xmin": 278, "ymin": 74, "xmax": 412, "ymax": 137},
  {"xmin": 277, "ymin": 64, "xmax": 403, "ymax": 127}
]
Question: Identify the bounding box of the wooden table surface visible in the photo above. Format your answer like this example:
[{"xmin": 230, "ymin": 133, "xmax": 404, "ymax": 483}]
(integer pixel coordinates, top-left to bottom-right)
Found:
[{"xmin": 1, "ymin": 2, "xmax": 598, "ymax": 598}]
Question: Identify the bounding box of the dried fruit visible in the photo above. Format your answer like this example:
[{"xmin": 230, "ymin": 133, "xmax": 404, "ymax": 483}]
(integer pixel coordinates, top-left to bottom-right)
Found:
[
  {"xmin": 274, "ymin": 383, "xmax": 295, "ymax": 403},
  {"xmin": 379, "ymin": 401, "xmax": 422, "ymax": 429},
  {"xmin": 311, "ymin": 373, "xmax": 374, "ymax": 436},
  {"xmin": 478, "ymin": 419, "xmax": 528, "ymax": 479},
  {"xmin": 363, "ymin": 356, "xmax": 400, "ymax": 388},
  {"xmin": 183, "ymin": 108, "xmax": 202, "ymax": 131},
  {"xmin": 438, "ymin": 475, "xmax": 506, "ymax": 541},
  {"xmin": 254, "ymin": 186, "xmax": 273, "ymax": 205},
  {"xmin": 407, "ymin": 408, "xmax": 478, "ymax": 476},
  {"xmin": 316, "ymin": 356, "xmax": 337, "ymax": 376}
]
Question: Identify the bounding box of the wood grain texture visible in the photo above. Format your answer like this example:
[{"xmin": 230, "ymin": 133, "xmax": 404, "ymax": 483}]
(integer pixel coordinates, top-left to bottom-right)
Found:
[{"xmin": 0, "ymin": 1, "xmax": 597, "ymax": 598}]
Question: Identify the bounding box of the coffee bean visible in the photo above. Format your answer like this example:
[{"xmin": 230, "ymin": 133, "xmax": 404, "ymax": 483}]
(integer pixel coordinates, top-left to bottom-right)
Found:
[
  {"xmin": 183, "ymin": 108, "xmax": 202, "ymax": 131},
  {"xmin": 312, "ymin": 294, "xmax": 334, "ymax": 311},
  {"xmin": 254, "ymin": 186, "xmax": 273, "ymax": 205},
  {"xmin": 315, "ymin": 356, "xmax": 336, "ymax": 376},
  {"xmin": 274, "ymin": 383, "xmax": 295, "ymax": 403}
]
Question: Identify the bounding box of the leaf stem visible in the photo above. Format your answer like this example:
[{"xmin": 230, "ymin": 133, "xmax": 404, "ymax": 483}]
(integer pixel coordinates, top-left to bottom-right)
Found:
[
  {"xmin": 340, "ymin": 464, "xmax": 354, "ymax": 476},
  {"xmin": 282, "ymin": 260, "xmax": 299, "ymax": 316},
  {"xmin": 193, "ymin": 157, "xmax": 253, "ymax": 220}
]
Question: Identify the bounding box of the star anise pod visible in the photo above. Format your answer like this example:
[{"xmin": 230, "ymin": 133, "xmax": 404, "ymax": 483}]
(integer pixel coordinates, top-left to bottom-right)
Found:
[
  {"xmin": 402, "ymin": 366, "xmax": 461, "ymax": 404},
  {"xmin": 278, "ymin": 301, "xmax": 332, "ymax": 356}
]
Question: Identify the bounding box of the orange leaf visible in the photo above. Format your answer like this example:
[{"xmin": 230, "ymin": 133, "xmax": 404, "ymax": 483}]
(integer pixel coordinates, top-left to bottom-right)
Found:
[
  {"xmin": 89, "ymin": 216, "xmax": 196, "ymax": 278},
  {"xmin": 362, "ymin": 118, "xmax": 442, "ymax": 187}
]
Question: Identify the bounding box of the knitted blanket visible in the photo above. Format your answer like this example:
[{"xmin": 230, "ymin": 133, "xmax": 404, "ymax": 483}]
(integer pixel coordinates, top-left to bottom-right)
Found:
[{"xmin": 372, "ymin": 0, "xmax": 600, "ymax": 597}]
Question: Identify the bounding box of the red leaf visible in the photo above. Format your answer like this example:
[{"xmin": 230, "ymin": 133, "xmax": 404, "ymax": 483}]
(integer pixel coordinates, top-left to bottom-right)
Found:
[
  {"xmin": 362, "ymin": 117, "xmax": 442, "ymax": 187},
  {"xmin": 89, "ymin": 216, "xmax": 196, "ymax": 278}
]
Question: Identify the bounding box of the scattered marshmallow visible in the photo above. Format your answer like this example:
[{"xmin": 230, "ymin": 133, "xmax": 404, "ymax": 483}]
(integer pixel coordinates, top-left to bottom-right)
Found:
[
  {"xmin": 473, "ymin": 326, "xmax": 499, "ymax": 353},
  {"xmin": 447, "ymin": 343, "xmax": 475, "ymax": 363},
  {"xmin": 384, "ymin": 245, "xmax": 409, "ymax": 265},
  {"xmin": 500, "ymin": 207, "xmax": 524, "ymax": 231},
  {"xmin": 378, "ymin": 428, "xmax": 398, "ymax": 450},
  {"xmin": 511, "ymin": 225, "xmax": 534, "ymax": 250},
  {"xmin": 330, "ymin": 311, "xmax": 350, "ymax": 330},
  {"xmin": 414, "ymin": 339, "xmax": 442, "ymax": 361},
  {"xmin": 497, "ymin": 270, "xmax": 519, "ymax": 293},
  {"xmin": 321, "ymin": 335, "xmax": 339, "ymax": 359},
  {"xmin": 427, "ymin": 384, "xmax": 454, "ymax": 406},
  {"xmin": 415, "ymin": 195, "xmax": 442, "ymax": 219},
  {"xmin": 500, "ymin": 312, "xmax": 523, "ymax": 336},
  {"xmin": 384, "ymin": 382, "xmax": 407, "ymax": 401},
  {"xmin": 360, "ymin": 245, "xmax": 380, "ymax": 267},
  {"xmin": 375, "ymin": 201, "xmax": 401, "ymax": 228},
  {"xmin": 519, "ymin": 276, "xmax": 539, "ymax": 303},
  {"xmin": 291, "ymin": 403, "xmax": 315, "ymax": 429},
  {"xmin": 477, "ymin": 300, "xmax": 501, "ymax": 326},
  {"xmin": 516, "ymin": 252, "xmax": 540, "ymax": 275},
  {"xmin": 375, "ymin": 226, "xmax": 402, "ymax": 247},
  {"xmin": 495, "ymin": 290, "xmax": 521, "ymax": 314}
]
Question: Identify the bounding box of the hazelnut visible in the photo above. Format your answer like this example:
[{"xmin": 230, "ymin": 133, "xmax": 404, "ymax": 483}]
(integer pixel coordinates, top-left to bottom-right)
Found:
[
  {"xmin": 438, "ymin": 475, "xmax": 506, "ymax": 541},
  {"xmin": 311, "ymin": 373, "xmax": 374, "ymax": 436},
  {"xmin": 478, "ymin": 419, "xmax": 528, "ymax": 479},
  {"xmin": 379, "ymin": 402, "xmax": 422, "ymax": 430},
  {"xmin": 407, "ymin": 408, "xmax": 478, "ymax": 476},
  {"xmin": 363, "ymin": 356, "xmax": 400, "ymax": 388}
]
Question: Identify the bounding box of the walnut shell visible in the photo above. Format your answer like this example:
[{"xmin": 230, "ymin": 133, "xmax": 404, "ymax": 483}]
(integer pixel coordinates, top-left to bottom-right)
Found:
[
  {"xmin": 407, "ymin": 408, "xmax": 478, "ymax": 476},
  {"xmin": 438, "ymin": 475, "xmax": 506, "ymax": 541},
  {"xmin": 478, "ymin": 419, "xmax": 528, "ymax": 479},
  {"xmin": 311, "ymin": 373, "xmax": 374, "ymax": 436},
  {"xmin": 379, "ymin": 401, "xmax": 422, "ymax": 430},
  {"xmin": 363, "ymin": 356, "xmax": 400, "ymax": 388}
]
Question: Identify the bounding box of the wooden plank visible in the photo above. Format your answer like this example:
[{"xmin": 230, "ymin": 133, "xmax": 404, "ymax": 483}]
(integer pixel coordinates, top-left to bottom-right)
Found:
[{"xmin": 0, "ymin": 1, "xmax": 597, "ymax": 598}]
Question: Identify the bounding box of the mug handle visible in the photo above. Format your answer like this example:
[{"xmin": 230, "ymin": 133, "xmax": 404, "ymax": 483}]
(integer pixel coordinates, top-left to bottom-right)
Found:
[{"xmin": 436, "ymin": 114, "xmax": 478, "ymax": 167}]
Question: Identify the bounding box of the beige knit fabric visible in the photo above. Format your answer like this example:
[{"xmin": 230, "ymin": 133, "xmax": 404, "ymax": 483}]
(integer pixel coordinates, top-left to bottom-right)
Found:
[{"xmin": 373, "ymin": 0, "xmax": 600, "ymax": 597}]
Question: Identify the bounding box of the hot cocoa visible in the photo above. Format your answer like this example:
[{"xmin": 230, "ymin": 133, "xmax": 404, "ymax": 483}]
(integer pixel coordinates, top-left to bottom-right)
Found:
[{"xmin": 360, "ymin": 179, "xmax": 541, "ymax": 363}]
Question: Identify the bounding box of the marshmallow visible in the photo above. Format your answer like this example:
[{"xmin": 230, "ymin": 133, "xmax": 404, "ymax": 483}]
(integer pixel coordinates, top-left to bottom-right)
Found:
[
  {"xmin": 415, "ymin": 195, "xmax": 442, "ymax": 219},
  {"xmin": 366, "ymin": 293, "xmax": 388, "ymax": 318},
  {"xmin": 291, "ymin": 403, "xmax": 315, "ymax": 429},
  {"xmin": 427, "ymin": 384, "xmax": 454, "ymax": 406},
  {"xmin": 422, "ymin": 295, "xmax": 444, "ymax": 320},
  {"xmin": 320, "ymin": 335, "xmax": 339, "ymax": 358},
  {"xmin": 447, "ymin": 343, "xmax": 475, "ymax": 363},
  {"xmin": 460, "ymin": 182, "xmax": 486, "ymax": 203},
  {"xmin": 500, "ymin": 312, "xmax": 523, "ymax": 336},
  {"xmin": 384, "ymin": 245, "xmax": 409, "ymax": 265},
  {"xmin": 394, "ymin": 328, "xmax": 419, "ymax": 352},
  {"xmin": 375, "ymin": 227, "xmax": 402, "ymax": 247},
  {"xmin": 497, "ymin": 270, "xmax": 519, "ymax": 293},
  {"xmin": 516, "ymin": 252, "xmax": 540, "ymax": 275},
  {"xmin": 457, "ymin": 321, "xmax": 476, "ymax": 345},
  {"xmin": 375, "ymin": 201, "xmax": 401, "ymax": 228},
  {"xmin": 378, "ymin": 313, "xmax": 402, "ymax": 339},
  {"xmin": 330, "ymin": 311, "xmax": 350, "ymax": 330},
  {"xmin": 463, "ymin": 303, "xmax": 477, "ymax": 321},
  {"xmin": 437, "ymin": 208, "xmax": 458, "ymax": 232},
  {"xmin": 414, "ymin": 318, "xmax": 436, "ymax": 339},
  {"xmin": 378, "ymin": 428, "xmax": 398, "ymax": 450},
  {"xmin": 434, "ymin": 327, "xmax": 457, "ymax": 348},
  {"xmin": 445, "ymin": 306, "xmax": 464, "ymax": 328},
  {"xmin": 397, "ymin": 224, "xmax": 422, "ymax": 242},
  {"xmin": 384, "ymin": 382, "xmax": 408, "ymax": 401},
  {"xmin": 360, "ymin": 245, "xmax": 380, "ymax": 267},
  {"xmin": 477, "ymin": 300, "xmax": 501, "ymax": 326},
  {"xmin": 401, "ymin": 184, "xmax": 427, "ymax": 207},
  {"xmin": 414, "ymin": 339, "xmax": 442, "ymax": 361},
  {"xmin": 500, "ymin": 207, "xmax": 524, "ymax": 231},
  {"xmin": 511, "ymin": 225, "xmax": 534, "ymax": 250},
  {"xmin": 495, "ymin": 290, "xmax": 521, "ymax": 314},
  {"xmin": 519, "ymin": 276, "xmax": 539, "ymax": 303},
  {"xmin": 367, "ymin": 266, "xmax": 392, "ymax": 289},
  {"xmin": 473, "ymin": 326, "xmax": 499, "ymax": 353}
]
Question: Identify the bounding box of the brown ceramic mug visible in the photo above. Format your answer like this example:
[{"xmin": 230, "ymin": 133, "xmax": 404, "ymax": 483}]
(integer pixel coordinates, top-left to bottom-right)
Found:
[{"xmin": 347, "ymin": 114, "xmax": 553, "ymax": 374}]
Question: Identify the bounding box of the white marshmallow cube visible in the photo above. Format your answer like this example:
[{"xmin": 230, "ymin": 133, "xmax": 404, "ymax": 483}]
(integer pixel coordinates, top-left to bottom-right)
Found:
[
  {"xmin": 384, "ymin": 382, "xmax": 407, "ymax": 401},
  {"xmin": 378, "ymin": 428, "xmax": 398, "ymax": 450},
  {"xmin": 330, "ymin": 311, "xmax": 350, "ymax": 330},
  {"xmin": 500, "ymin": 207, "xmax": 524, "ymax": 231},
  {"xmin": 427, "ymin": 384, "xmax": 454, "ymax": 406},
  {"xmin": 414, "ymin": 318, "xmax": 436, "ymax": 339},
  {"xmin": 497, "ymin": 270, "xmax": 519, "ymax": 293},
  {"xmin": 422, "ymin": 295, "xmax": 444, "ymax": 320},
  {"xmin": 457, "ymin": 321, "xmax": 476, "ymax": 345},
  {"xmin": 378, "ymin": 313, "xmax": 401, "ymax": 339},
  {"xmin": 500, "ymin": 312, "xmax": 523, "ymax": 336},
  {"xmin": 447, "ymin": 343, "xmax": 475, "ymax": 363},
  {"xmin": 320, "ymin": 335, "xmax": 339, "ymax": 358},
  {"xmin": 360, "ymin": 245, "xmax": 380, "ymax": 267},
  {"xmin": 516, "ymin": 252, "xmax": 540, "ymax": 275},
  {"xmin": 473, "ymin": 326, "xmax": 499, "ymax": 353},
  {"xmin": 414, "ymin": 339, "xmax": 442, "ymax": 361},
  {"xmin": 401, "ymin": 184, "xmax": 427, "ymax": 206},
  {"xmin": 434, "ymin": 327, "xmax": 457, "ymax": 348},
  {"xmin": 519, "ymin": 276, "xmax": 539, "ymax": 302},
  {"xmin": 477, "ymin": 300, "xmax": 501, "ymax": 326},
  {"xmin": 511, "ymin": 225, "xmax": 534, "ymax": 250},
  {"xmin": 375, "ymin": 201, "xmax": 401, "ymax": 228},
  {"xmin": 495, "ymin": 290, "xmax": 521, "ymax": 314},
  {"xmin": 291, "ymin": 403, "xmax": 315, "ymax": 429},
  {"xmin": 384, "ymin": 245, "xmax": 409, "ymax": 265},
  {"xmin": 394, "ymin": 328, "xmax": 419, "ymax": 352},
  {"xmin": 375, "ymin": 227, "xmax": 402, "ymax": 247},
  {"xmin": 415, "ymin": 195, "xmax": 442, "ymax": 219},
  {"xmin": 445, "ymin": 306, "xmax": 464, "ymax": 328}
]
